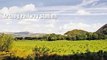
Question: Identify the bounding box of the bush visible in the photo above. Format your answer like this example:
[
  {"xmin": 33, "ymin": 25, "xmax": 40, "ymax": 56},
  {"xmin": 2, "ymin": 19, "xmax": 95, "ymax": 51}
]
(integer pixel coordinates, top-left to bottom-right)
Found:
[{"xmin": 0, "ymin": 33, "xmax": 14, "ymax": 51}]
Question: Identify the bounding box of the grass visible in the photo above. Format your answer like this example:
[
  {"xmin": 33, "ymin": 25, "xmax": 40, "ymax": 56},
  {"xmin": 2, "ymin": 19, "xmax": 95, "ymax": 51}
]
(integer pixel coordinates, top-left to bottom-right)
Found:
[{"xmin": 9, "ymin": 40, "xmax": 107, "ymax": 58}]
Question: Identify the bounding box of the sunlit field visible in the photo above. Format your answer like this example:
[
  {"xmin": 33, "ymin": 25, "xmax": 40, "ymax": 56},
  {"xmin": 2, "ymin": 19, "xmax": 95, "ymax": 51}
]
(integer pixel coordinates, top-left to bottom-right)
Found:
[{"xmin": 10, "ymin": 40, "xmax": 107, "ymax": 58}]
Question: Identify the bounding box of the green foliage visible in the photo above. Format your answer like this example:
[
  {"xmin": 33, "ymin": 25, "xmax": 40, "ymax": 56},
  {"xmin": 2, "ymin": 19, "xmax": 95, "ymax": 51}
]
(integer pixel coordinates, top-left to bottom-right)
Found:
[
  {"xmin": 15, "ymin": 29, "xmax": 107, "ymax": 41},
  {"xmin": 33, "ymin": 50, "xmax": 107, "ymax": 60},
  {"xmin": 46, "ymin": 33, "xmax": 66, "ymax": 41},
  {"xmin": 65, "ymin": 29, "xmax": 88, "ymax": 36},
  {"xmin": 101, "ymin": 27, "xmax": 107, "ymax": 35},
  {"xmin": 64, "ymin": 29, "xmax": 107, "ymax": 40},
  {"xmin": 34, "ymin": 46, "xmax": 50, "ymax": 57},
  {"xmin": 0, "ymin": 33, "xmax": 14, "ymax": 51},
  {"xmin": 12, "ymin": 40, "xmax": 107, "ymax": 55},
  {"xmin": 65, "ymin": 29, "xmax": 89, "ymax": 40},
  {"xmin": 8, "ymin": 40, "xmax": 107, "ymax": 60}
]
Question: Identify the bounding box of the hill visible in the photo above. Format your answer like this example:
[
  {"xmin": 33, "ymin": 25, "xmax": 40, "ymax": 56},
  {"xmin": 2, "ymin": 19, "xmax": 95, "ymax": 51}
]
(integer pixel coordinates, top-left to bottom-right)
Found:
[
  {"xmin": 96, "ymin": 24, "xmax": 107, "ymax": 35},
  {"xmin": 0, "ymin": 32, "xmax": 46, "ymax": 37}
]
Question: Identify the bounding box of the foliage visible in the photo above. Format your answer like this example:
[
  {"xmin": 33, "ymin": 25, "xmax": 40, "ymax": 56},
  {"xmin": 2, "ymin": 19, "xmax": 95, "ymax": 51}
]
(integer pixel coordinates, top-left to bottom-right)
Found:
[
  {"xmin": 33, "ymin": 50, "xmax": 107, "ymax": 60},
  {"xmin": 4, "ymin": 40, "xmax": 107, "ymax": 60},
  {"xmin": 64, "ymin": 29, "xmax": 98, "ymax": 40},
  {"xmin": 0, "ymin": 33, "xmax": 14, "ymax": 51},
  {"xmin": 10, "ymin": 40, "xmax": 107, "ymax": 57},
  {"xmin": 64, "ymin": 29, "xmax": 88, "ymax": 36},
  {"xmin": 15, "ymin": 33, "xmax": 66, "ymax": 41},
  {"xmin": 15, "ymin": 29, "xmax": 107, "ymax": 41}
]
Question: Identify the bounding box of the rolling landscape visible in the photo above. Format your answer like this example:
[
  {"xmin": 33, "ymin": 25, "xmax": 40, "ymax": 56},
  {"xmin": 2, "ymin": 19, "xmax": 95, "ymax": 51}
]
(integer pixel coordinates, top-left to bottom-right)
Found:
[
  {"xmin": 0, "ymin": 24, "xmax": 107, "ymax": 60},
  {"xmin": 0, "ymin": 0, "xmax": 107, "ymax": 60}
]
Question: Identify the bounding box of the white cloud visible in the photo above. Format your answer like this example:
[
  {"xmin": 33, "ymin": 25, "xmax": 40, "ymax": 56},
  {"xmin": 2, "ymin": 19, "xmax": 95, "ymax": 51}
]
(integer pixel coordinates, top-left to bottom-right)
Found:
[
  {"xmin": 0, "ymin": 4, "xmax": 36, "ymax": 14},
  {"xmin": 0, "ymin": 18, "xmax": 105, "ymax": 34},
  {"xmin": 60, "ymin": 23, "xmax": 103, "ymax": 33},
  {"xmin": 80, "ymin": 0, "xmax": 99, "ymax": 6},
  {"xmin": 18, "ymin": 19, "xmax": 38, "ymax": 24},
  {"xmin": 38, "ymin": 3, "xmax": 107, "ymax": 15},
  {"xmin": 0, "ymin": 1, "xmax": 106, "ymax": 33},
  {"xmin": 38, "ymin": 0, "xmax": 107, "ymax": 16},
  {"xmin": 76, "ymin": 9, "xmax": 91, "ymax": 15},
  {"xmin": 48, "ymin": 0, "xmax": 100, "ymax": 14},
  {"xmin": 16, "ymin": 19, "xmax": 57, "ymax": 33}
]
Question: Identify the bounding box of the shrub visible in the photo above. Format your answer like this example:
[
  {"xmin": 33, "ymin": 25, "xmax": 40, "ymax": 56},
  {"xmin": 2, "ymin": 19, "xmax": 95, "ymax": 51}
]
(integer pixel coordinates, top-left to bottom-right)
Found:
[{"xmin": 0, "ymin": 33, "xmax": 14, "ymax": 51}]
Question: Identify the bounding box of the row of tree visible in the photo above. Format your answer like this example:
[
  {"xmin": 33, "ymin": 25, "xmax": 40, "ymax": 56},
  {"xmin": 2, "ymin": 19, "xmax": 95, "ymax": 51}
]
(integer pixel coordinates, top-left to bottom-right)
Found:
[{"xmin": 15, "ymin": 29, "xmax": 107, "ymax": 41}]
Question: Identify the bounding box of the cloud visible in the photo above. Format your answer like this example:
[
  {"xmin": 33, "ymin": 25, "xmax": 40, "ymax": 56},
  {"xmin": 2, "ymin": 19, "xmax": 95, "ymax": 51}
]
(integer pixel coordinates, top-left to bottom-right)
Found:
[
  {"xmin": 0, "ymin": 4, "xmax": 36, "ymax": 14},
  {"xmin": 37, "ymin": 0, "xmax": 107, "ymax": 15},
  {"xmin": 48, "ymin": 0, "xmax": 100, "ymax": 14},
  {"xmin": 0, "ymin": 17, "xmax": 105, "ymax": 34},
  {"xmin": 79, "ymin": 0, "xmax": 99, "ymax": 6},
  {"xmin": 76, "ymin": 9, "xmax": 91, "ymax": 15},
  {"xmin": 0, "ymin": 0, "xmax": 106, "ymax": 33},
  {"xmin": 15, "ymin": 19, "xmax": 57, "ymax": 33},
  {"xmin": 60, "ymin": 23, "xmax": 103, "ymax": 33},
  {"xmin": 18, "ymin": 19, "xmax": 38, "ymax": 24}
]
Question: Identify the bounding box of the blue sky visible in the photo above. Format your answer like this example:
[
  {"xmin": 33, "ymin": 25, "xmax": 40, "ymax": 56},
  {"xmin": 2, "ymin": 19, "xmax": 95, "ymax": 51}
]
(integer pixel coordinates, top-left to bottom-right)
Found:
[
  {"xmin": 0, "ymin": 0, "xmax": 107, "ymax": 34},
  {"xmin": 0, "ymin": 0, "xmax": 81, "ymax": 7}
]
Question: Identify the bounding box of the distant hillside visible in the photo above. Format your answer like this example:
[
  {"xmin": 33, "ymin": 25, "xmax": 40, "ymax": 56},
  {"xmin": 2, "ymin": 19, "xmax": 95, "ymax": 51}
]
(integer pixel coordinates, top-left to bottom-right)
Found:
[
  {"xmin": 14, "ymin": 32, "xmax": 46, "ymax": 37},
  {"xmin": 96, "ymin": 24, "xmax": 107, "ymax": 35},
  {"xmin": 0, "ymin": 24, "xmax": 107, "ymax": 38},
  {"xmin": 0, "ymin": 32, "xmax": 46, "ymax": 37}
]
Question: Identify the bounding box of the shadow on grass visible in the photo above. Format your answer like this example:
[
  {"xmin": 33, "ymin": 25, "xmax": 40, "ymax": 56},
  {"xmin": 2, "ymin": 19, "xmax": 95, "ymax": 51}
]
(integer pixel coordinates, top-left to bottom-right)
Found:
[{"xmin": 4, "ymin": 50, "xmax": 107, "ymax": 60}]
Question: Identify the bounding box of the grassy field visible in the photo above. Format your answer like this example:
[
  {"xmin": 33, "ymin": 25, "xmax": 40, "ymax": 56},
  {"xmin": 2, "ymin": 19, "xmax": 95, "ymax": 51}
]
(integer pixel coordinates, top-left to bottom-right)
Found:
[{"xmin": 9, "ymin": 40, "xmax": 107, "ymax": 58}]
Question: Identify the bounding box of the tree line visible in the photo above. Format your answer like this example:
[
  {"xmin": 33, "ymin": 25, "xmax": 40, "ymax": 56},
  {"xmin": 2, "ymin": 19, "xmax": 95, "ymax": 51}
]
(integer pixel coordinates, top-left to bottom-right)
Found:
[{"xmin": 15, "ymin": 29, "xmax": 107, "ymax": 41}]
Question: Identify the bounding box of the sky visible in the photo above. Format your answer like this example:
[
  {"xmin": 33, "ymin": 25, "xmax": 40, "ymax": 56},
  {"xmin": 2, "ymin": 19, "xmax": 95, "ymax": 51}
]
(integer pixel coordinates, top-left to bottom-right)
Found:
[{"xmin": 0, "ymin": 0, "xmax": 107, "ymax": 34}]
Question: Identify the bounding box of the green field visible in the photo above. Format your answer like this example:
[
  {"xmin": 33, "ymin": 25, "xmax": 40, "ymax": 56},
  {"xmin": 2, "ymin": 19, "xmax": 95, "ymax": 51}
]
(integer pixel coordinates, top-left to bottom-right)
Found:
[{"xmin": 10, "ymin": 40, "xmax": 107, "ymax": 58}]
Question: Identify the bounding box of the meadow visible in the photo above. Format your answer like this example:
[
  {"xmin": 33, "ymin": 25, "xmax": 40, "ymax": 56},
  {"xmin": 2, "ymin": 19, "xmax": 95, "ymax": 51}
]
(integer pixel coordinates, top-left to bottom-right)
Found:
[{"xmin": 9, "ymin": 40, "xmax": 107, "ymax": 58}]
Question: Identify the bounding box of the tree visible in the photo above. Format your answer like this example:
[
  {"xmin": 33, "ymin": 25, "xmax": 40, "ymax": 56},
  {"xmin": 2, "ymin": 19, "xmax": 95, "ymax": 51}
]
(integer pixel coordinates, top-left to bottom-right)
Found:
[
  {"xmin": 0, "ymin": 33, "xmax": 14, "ymax": 51},
  {"xmin": 92, "ymin": 33, "xmax": 99, "ymax": 40},
  {"xmin": 47, "ymin": 33, "xmax": 57, "ymax": 41}
]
